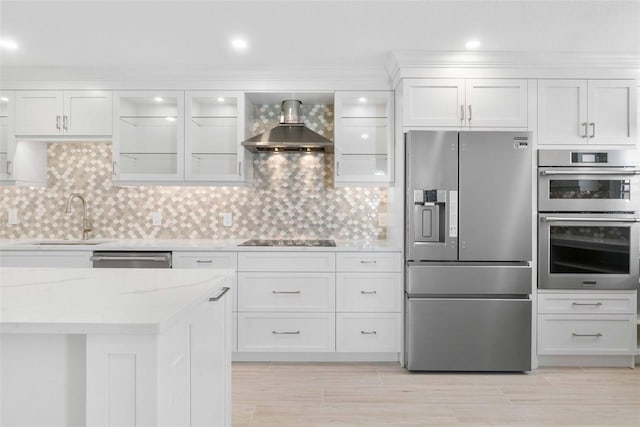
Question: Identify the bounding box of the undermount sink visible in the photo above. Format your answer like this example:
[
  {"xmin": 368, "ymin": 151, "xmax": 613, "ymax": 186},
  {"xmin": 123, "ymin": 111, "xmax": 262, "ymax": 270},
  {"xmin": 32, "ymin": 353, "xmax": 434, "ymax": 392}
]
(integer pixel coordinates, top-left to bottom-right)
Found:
[{"xmin": 25, "ymin": 240, "xmax": 112, "ymax": 246}]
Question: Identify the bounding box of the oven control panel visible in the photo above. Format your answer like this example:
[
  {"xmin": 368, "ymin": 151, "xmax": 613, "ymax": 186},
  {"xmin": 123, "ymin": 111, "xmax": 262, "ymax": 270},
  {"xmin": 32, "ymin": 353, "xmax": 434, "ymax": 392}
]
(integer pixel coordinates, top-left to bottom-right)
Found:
[{"xmin": 570, "ymin": 152, "xmax": 608, "ymax": 164}]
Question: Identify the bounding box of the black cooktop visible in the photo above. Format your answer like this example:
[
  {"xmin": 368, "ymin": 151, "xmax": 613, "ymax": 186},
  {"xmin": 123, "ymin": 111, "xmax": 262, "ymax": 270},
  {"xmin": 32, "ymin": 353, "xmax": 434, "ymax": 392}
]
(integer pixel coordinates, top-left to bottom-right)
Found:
[{"xmin": 239, "ymin": 239, "xmax": 336, "ymax": 247}]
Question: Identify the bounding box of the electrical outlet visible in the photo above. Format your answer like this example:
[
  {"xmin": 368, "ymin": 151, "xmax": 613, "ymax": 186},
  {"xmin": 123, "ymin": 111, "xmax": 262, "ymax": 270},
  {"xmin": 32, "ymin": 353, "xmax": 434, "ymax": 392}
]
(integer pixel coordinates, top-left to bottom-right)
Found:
[
  {"xmin": 8, "ymin": 208, "xmax": 18, "ymax": 225},
  {"xmin": 377, "ymin": 213, "xmax": 388, "ymax": 227},
  {"xmin": 152, "ymin": 211, "xmax": 162, "ymax": 226},
  {"xmin": 221, "ymin": 212, "xmax": 233, "ymax": 227}
]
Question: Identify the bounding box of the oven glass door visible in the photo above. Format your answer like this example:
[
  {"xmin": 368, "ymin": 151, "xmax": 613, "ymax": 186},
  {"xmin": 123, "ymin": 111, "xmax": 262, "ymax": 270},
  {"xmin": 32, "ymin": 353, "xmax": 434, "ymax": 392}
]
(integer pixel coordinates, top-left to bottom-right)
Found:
[
  {"xmin": 539, "ymin": 215, "xmax": 639, "ymax": 289},
  {"xmin": 538, "ymin": 168, "xmax": 638, "ymax": 212}
]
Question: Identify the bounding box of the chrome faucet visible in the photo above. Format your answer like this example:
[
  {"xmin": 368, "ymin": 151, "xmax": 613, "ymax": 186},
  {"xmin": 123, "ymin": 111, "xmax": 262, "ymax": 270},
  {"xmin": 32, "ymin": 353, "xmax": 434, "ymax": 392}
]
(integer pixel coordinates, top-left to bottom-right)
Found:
[{"xmin": 65, "ymin": 193, "xmax": 93, "ymax": 240}]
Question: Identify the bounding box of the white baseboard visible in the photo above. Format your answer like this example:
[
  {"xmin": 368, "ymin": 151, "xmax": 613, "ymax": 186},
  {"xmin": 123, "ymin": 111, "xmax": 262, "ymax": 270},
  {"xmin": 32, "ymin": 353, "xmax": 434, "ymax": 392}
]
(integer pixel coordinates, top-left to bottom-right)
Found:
[
  {"xmin": 538, "ymin": 355, "xmax": 636, "ymax": 368},
  {"xmin": 232, "ymin": 352, "xmax": 401, "ymax": 363}
]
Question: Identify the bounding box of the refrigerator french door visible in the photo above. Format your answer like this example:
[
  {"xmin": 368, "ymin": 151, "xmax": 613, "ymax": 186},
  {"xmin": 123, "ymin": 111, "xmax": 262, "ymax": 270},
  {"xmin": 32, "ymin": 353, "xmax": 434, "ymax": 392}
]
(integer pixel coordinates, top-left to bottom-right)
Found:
[{"xmin": 405, "ymin": 131, "xmax": 532, "ymax": 371}]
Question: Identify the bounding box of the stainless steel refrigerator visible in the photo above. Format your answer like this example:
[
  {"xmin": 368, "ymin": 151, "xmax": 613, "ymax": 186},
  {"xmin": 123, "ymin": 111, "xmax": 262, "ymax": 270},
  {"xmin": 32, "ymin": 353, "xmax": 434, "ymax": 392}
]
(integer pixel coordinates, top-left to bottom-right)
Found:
[{"xmin": 405, "ymin": 131, "xmax": 532, "ymax": 371}]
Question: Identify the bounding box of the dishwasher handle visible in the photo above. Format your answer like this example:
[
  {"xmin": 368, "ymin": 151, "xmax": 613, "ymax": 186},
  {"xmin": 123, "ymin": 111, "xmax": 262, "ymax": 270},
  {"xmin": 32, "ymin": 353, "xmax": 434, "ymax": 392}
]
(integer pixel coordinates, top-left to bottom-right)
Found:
[{"xmin": 90, "ymin": 255, "xmax": 170, "ymax": 262}]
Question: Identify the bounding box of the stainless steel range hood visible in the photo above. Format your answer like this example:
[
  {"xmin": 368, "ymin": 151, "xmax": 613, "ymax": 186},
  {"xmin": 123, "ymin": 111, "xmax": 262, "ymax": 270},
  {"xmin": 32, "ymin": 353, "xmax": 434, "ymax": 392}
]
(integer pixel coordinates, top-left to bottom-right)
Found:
[{"xmin": 242, "ymin": 99, "xmax": 333, "ymax": 153}]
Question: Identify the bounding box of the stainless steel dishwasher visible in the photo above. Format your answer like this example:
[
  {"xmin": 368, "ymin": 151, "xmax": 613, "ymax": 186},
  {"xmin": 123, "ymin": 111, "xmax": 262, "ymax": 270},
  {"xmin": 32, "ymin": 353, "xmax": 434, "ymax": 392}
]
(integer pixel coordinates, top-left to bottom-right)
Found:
[{"xmin": 91, "ymin": 251, "xmax": 172, "ymax": 268}]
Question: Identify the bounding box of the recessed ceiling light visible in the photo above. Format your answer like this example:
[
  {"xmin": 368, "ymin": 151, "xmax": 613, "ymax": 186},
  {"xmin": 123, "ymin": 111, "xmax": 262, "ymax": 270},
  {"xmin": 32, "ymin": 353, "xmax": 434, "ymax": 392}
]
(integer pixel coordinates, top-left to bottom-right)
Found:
[
  {"xmin": 231, "ymin": 38, "xmax": 248, "ymax": 51},
  {"xmin": 358, "ymin": 97, "xmax": 367, "ymax": 103},
  {"xmin": 217, "ymin": 97, "xmax": 225, "ymax": 102},
  {"xmin": 0, "ymin": 38, "xmax": 19, "ymax": 50},
  {"xmin": 165, "ymin": 116, "xmax": 176, "ymax": 122},
  {"xmin": 465, "ymin": 39, "xmax": 481, "ymax": 49},
  {"xmin": 154, "ymin": 97, "xmax": 163, "ymax": 103},
  {"xmin": 361, "ymin": 133, "xmax": 369, "ymax": 140},
  {"xmin": 0, "ymin": 97, "xmax": 8, "ymax": 102}
]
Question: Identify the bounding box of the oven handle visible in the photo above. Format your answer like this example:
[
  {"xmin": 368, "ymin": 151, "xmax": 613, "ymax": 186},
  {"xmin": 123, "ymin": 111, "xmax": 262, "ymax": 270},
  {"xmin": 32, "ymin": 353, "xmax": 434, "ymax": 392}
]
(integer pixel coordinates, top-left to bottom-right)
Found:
[
  {"xmin": 541, "ymin": 216, "xmax": 640, "ymax": 223},
  {"xmin": 540, "ymin": 169, "xmax": 640, "ymax": 176}
]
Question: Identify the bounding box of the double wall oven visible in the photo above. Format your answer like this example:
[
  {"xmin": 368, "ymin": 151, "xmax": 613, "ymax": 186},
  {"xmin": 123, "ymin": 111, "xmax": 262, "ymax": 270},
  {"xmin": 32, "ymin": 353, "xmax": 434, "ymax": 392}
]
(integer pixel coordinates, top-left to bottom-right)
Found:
[{"xmin": 538, "ymin": 150, "xmax": 640, "ymax": 290}]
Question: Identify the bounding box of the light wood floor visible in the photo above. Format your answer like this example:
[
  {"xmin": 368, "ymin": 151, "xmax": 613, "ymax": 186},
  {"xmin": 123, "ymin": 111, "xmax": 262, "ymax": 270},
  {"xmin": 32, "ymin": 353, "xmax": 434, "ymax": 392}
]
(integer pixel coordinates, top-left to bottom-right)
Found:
[{"xmin": 232, "ymin": 362, "xmax": 640, "ymax": 426}]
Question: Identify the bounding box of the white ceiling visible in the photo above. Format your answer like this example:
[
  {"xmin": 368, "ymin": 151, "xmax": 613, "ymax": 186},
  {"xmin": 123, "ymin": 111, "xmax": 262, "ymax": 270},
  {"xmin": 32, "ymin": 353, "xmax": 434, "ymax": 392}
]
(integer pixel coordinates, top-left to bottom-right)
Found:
[{"xmin": 0, "ymin": 0, "xmax": 638, "ymax": 81}]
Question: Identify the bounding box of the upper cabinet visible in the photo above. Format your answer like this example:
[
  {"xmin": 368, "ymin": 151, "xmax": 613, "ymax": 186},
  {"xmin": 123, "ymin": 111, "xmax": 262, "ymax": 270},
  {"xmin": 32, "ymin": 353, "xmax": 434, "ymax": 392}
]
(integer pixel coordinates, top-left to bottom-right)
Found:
[
  {"xmin": 0, "ymin": 91, "xmax": 47, "ymax": 186},
  {"xmin": 402, "ymin": 79, "xmax": 528, "ymax": 128},
  {"xmin": 334, "ymin": 91, "xmax": 394, "ymax": 184},
  {"xmin": 185, "ymin": 92, "xmax": 245, "ymax": 181},
  {"xmin": 538, "ymin": 79, "xmax": 636, "ymax": 145},
  {"xmin": 0, "ymin": 91, "xmax": 15, "ymax": 180},
  {"xmin": 113, "ymin": 91, "xmax": 184, "ymax": 182},
  {"xmin": 14, "ymin": 90, "xmax": 112, "ymax": 137}
]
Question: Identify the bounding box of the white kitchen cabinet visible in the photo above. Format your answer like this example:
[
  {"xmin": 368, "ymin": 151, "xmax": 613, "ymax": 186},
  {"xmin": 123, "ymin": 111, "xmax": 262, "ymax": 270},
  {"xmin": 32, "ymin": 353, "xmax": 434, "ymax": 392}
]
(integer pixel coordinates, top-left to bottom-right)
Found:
[
  {"xmin": 537, "ymin": 290, "xmax": 637, "ymax": 366},
  {"xmin": 236, "ymin": 252, "xmax": 336, "ymax": 353},
  {"xmin": 402, "ymin": 79, "xmax": 528, "ymax": 128},
  {"xmin": 237, "ymin": 312, "xmax": 335, "ymax": 352},
  {"xmin": 0, "ymin": 250, "xmax": 92, "ymax": 268},
  {"xmin": 334, "ymin": 91, "xmax": 394, "ymax": 184},
  {"xmin": 0, "ymin": 91, "xmax": 16, "ymax": 181},
  {"xmin": 237, "ymin": 272, "xmax": 335, "ymax": 312},
  {"xmin": 335, "ymin": 252, "xmax": 402, "ymax": 353},
  {"xmin": 14, "ymin": 90, "xmax": 112, "ymax": 137},
  {"xmin": 0, "ymin": 91, "xmax": 47, "ymax": 186},
  {"xmin": 538, "ymin": 79, "xmax": 636, "ymax": 145},
  {"xmin": 113, "ymin": 91, "xmax": 184, "ymax": 182},
  {"xmin": 336, "ymin": 313, "xmax": 401, "ymax": 353},
  {"xmin": 185, "ymin": 91, "xmax": 246, "ymax": 181},
  {"xmin": 172, "ymin": 250, "xmax": 238, "ymax": 353}
]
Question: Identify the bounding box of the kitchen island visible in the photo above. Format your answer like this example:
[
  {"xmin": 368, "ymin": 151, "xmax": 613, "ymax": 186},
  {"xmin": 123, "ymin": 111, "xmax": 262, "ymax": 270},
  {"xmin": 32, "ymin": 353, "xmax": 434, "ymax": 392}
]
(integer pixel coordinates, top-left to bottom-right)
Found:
[{"xmin": 0, "ymin": 267, "xmax": 234, "ymax": 427}]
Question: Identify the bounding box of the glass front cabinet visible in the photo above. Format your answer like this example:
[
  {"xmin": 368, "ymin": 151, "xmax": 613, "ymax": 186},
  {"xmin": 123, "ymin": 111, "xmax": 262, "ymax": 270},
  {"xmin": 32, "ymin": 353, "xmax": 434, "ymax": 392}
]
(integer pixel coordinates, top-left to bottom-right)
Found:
[
  {"xmin": 113, "ymin": 91, "xmax": 185, "ymax": 182},
  {"xmin": 185, "ymin": 92, "xmax": 245, "ymax": 181},
  {"xmin": 334, "ymin": 91, "xmax": 394, "ymax": 184}
]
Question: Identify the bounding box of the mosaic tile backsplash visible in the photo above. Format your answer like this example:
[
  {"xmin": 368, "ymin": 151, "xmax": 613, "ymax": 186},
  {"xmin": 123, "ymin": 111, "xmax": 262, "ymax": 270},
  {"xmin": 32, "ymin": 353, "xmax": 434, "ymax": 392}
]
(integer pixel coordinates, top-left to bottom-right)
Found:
[{"xmin": 0, "ymin": 105, "xmax": 387, "ymax": 240}]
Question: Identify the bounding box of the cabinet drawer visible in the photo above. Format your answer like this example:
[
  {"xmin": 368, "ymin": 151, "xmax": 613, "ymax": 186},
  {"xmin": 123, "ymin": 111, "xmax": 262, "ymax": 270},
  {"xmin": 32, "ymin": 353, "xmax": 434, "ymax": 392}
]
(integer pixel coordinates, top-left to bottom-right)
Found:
[
  {"xmin": 336, "ymin": 273, "xmax": 401, "ymax": 312},
  {"xmin": 537, "ymin": 315, "xmax": 636, "ymax": 356},
  {"xmin": 238, "ymin": 252, "xmax": 335, "ymax": 272},
  {"xmin": 336, "ymin": 252, "xmax": 401, "ymax": 272},
  {"xmin": 237, "ymin": 313, "xmax": 335, "ymax": 352},
  {"xmin": 336, "ymin": 313, "xmax": 401, "ymax": 352},
  {"xmin": 172, "ymin": 251, "xmax": 237, "ymax": 269},
  {"xmin": 538, "ymin": 292, "xmax": 636, "ymax": 315},
  {"xmin": 237, "ymin": 272, "xmax": 335, "ymax": 312}
]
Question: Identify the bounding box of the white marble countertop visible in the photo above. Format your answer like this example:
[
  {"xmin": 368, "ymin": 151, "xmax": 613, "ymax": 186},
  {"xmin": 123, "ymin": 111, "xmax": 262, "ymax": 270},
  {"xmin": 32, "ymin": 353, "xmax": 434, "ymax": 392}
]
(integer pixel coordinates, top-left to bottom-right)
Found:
[
  {"xmin": 0, "ymin": 268, "xmax": 234, "ymax": 334},
  {"xmin": 0, "ymin": 238, "xmax": 402, "ymax": 252}
]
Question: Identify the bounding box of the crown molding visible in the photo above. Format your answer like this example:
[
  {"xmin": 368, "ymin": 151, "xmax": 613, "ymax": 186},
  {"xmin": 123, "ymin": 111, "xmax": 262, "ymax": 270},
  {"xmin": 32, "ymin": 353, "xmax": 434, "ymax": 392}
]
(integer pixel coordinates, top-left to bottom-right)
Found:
[
  {"xmin": 0, "ymin": 65, "xmax": 393, "ymax": 91},
  {"xmin": 387, "ymin": 51, "xmax": 640, "ymax": 86}
]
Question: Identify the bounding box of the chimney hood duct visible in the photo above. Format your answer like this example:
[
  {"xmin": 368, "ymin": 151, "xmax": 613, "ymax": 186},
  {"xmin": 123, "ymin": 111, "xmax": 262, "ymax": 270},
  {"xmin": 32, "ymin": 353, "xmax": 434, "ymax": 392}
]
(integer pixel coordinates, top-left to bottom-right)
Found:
[{"xmin": 242, "ymin": 99, "xmax": 333, "ymax": 153}]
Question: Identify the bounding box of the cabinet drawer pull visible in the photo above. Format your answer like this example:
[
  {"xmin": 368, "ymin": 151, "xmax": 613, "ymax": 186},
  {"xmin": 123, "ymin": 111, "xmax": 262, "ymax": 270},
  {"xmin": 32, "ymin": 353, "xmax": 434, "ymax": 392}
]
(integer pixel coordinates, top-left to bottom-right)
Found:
[
  {"xmin": 361, "ymin": 331, "xmax": 377, "ymax": 335},
  {"xmin": 468, "ymin": 105, "xmax": 472, "ymax": 122},
  {"xmin": 112, "ymin": 161, "xmax": 119, "ymax": 177},
  {"xmin": 272, "ymin": 290, "xmax": 301, "ymax": 294},
  {"xmin": 56, "ymin": 115, "xmax": 61, "ymax": 130},
  {"xmin": 589, "ymin": 122, "xmax": 596, "ymax": 138},
  {"xmin": 571, "ymin": 302, "xmax": 603, "ymax": 306},
  {"xmin": 581, "ymin": 122, "xmax": 588, "ymax": 138},
  {"xmin": 360, "ymin": 290, "xmax": 377, "ymax": 294},
  {"xmin": 272, "ymin": 330, "xmax": 300, "ymax": 335},
  {"xmin": 360, "ymin": 260, "xmax": 377, "ymax": 264},
  {"xmin": 63, "ymin": 115, "xmax": 68, "ymax": 131},
  {"xmin": 209, "ymin": 286, "xmax": 230, "ymax": 302},
  {"xmin": 6, "ymin": 160, "xmax": 12, "ymax": 177},
  {"xmin": 196, "ymin": 259, "xmax": 213, "ymax": 264},
  {"xmin": 460, "ymin": 105, "xmax": 465, "ymax": 121},
  {"xmin": 571, "ymin": 333, "xmax": 602, "ymax": 338}
]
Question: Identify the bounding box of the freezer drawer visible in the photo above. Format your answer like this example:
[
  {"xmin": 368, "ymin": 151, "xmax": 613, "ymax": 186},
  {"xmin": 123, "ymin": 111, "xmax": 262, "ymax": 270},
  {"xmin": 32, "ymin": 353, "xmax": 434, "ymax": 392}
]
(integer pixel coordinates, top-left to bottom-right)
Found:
[
  {"xmin": 406, "ymin": 263, "xmax": 532, "ymax": 296},
  {"xmin": 406, "ymin": 298, "xmax": 531, "ymax": 371}
]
